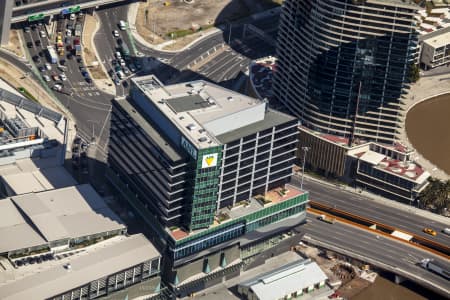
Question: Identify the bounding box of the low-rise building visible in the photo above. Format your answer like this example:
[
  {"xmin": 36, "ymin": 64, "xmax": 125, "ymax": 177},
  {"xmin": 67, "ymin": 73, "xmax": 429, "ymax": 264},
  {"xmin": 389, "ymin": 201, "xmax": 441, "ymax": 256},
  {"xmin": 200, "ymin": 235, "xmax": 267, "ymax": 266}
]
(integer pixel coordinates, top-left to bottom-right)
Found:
[
  {"xmin": 420, "ymin": 31, "xmax": 450, "ymax": 69},
  {"xmin": 238, "ymin": 259, "xmax": 329, "ymax": 300},
  {"xmin": 0, "ymin": 184, "xmax": 162, "ymax": 300}
]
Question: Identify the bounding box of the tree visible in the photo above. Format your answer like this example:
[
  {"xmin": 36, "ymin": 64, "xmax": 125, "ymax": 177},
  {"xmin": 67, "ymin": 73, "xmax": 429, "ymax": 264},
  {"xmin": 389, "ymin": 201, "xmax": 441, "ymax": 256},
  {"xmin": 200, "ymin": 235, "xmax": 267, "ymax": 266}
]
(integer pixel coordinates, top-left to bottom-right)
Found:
[
  {"xmin": 418, "ymin": 178, "xmax": 450, "ymax": 214},
  {"xmin": 409, "ymin": 63, "xmax": 420, "ymax": 83}
]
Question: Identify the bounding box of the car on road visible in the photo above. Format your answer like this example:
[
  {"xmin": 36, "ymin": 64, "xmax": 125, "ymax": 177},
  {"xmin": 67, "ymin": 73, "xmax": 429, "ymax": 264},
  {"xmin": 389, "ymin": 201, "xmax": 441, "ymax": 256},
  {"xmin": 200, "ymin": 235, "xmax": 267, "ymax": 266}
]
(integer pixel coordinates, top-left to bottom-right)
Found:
[
  {"xmin": 135, "ymin": 61, "xmax": 142, "ymax": 69},
  {"xmin": 32, "ymin": 55, "xmax": 41, "ymax": 63},
  {"xmin": 24, "ymin": 27, "xmax": 31, "ymax": 33},
  {"xmin": 116, "ymin": 70, "xmax": 125, "ymax": 79},
  {"xmin": 113, "ymin": 30, "xmax": 119, "ymax": 37},
  {"xmin": 119, "ymin": 58, "xmax": 126, "ymax": 67},
  {"xmin": 39, "ymin": 65, "xmax": 46, "ymax": 72},
  {"xmin": 119, "ymin": 20, "xmax": 127, "ymax": 31},
  {"xmin": 59, "ymin": 73, "xmax": 67, "ymax": 81},
  {"xmin": 85, "ymin": 76, "xmax": 92, "ymax": 84},
  {"xmin": 39, "ymin": 30, "xmax": 46, "ymax": 38},
  {"xmin": 117, "ymin": 38, "xmax": 123, "ymax": 45},
  {"xmin": 38, "ymin": 51, "xmax": 45, "ymax": 57},
  {"xmin": 65, "ymin": 37, "xmax": 71, "ymax": 44},
  {"xmin": 45, "ymin": 62, "xmax": 51, "ymax": 70},
  {"xmin": 122, "ymin": 81, "xmax": 128, "ymax": 88},
  {"xmin": 60, "ymin": 59, "xmax": 66, "ymax": 65},
  {"xmin": 43, "ymin": 75, "xmax": 51, "ymax": 82},
  {"xmin": 51, "ymin": 73, "xmax": 59, "ymax": 81},
  {"xmin": 35, "ymin": 40, "xmax": 41, "ymax": 47},
  {"xmin": 108, "ymin": 69, "xmax": 114, "ymax": 77},
  {"xmin": 123, "ymin": 66, "xmax": 130, "ymax": 75},
  {"xmin": 27, "ymin": 41, "xmax": 33, "ymax": 48},
  {"xmin": 128, "ymin": 63, "xmax": 136, "ymax": 73},
  {"xmin": 76, "ymin": 57, "xmax": 83, "ymax": 63},
  {"xmin": 115, "ymin": 51, "xmax": 122, "ymax": 59},
  {"xmin": 74, "ymin": 38, "xmax": 80, "ymax": 45},
  {"xmin": 66, "ymin": 45, "xmax": 73, "ymax": 52},
  {"xmin": 53, "ymin": 83, "xmax": 63, "ymax": 91},
  {"xmin": 114, "ymin": 76, "xmax": 120, "ymax": 85},
  {"xmin": 70, "ymin": 13, "xmax": 76, "ymax": 21},
  {"xmin": 423, "ymin": 228, "xmax": 437, "ymax": 236},
  {"xmin": 66, "ymin": 29, "xmax": 72, "ymax": 37}
]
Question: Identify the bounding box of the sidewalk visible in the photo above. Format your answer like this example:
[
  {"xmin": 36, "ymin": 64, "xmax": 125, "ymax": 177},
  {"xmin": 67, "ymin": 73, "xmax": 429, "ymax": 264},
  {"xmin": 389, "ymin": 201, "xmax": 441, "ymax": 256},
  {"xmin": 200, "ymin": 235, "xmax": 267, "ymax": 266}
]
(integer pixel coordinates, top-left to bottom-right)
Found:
[
  {"xmin": 397, "ymin": 73, "xmax": 450, "ymax": 180},
  {"xmin": 82, "ymin": 13, "xmax": 116, "ymax": 96},
  {"xmin": 298, "ymin": 173, "xmax": 450, "ymax": 223}
]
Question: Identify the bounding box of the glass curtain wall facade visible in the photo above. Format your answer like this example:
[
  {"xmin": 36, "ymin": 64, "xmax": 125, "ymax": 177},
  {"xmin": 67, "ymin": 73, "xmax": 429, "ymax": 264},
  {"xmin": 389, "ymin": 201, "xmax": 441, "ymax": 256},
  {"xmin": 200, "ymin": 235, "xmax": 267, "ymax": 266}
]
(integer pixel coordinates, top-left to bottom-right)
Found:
[{"xmin": 274, "ymin": 0, "xmax": 419, "ymax": 144}]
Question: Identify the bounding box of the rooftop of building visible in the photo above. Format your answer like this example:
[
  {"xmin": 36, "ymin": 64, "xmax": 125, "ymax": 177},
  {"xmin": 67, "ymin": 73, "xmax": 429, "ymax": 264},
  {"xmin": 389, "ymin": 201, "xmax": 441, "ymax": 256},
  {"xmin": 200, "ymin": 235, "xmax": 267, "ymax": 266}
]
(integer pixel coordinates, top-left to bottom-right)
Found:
[
  {"xmin": 366, "ymin": 0, "xmax": 420, "ymax": 9},
  {"xmin": 423, "ymin": 31, "xmax": 450, "ymax": 47},
  {"xmin": 0, "ymin": 234, "xmax": 160, "ymax": 300},
  {"xmin": 168, "ymin": 184, "xmax": 306, "ymax": 241},
  {"xmin": 0, "ymin": 158, "xmax": 77, "ymax": 195},
  {"xmin": 239, "ymin": 258, "xmax": 328, "ymax": 300},
  {"xmin": 0, "ymin": 184, "xmax": 125, "ymax": 255},
  {"xmin": 132, "ymin": 75, "xmax": 290, "ymax": 149},
  {"xmin": 354, "ymin": 149, "xmax": 429, "ymax": 183},
  {"xmin": 250, "ymin": 56, "xmax": 276, "ymax": 101},
  {"xmin": 0, "ymin": 87, "xmax": 65, "ymax": 146},
  {"xmin": 113, "ymin": 97, "xmax": 185, "ymax": 162}
]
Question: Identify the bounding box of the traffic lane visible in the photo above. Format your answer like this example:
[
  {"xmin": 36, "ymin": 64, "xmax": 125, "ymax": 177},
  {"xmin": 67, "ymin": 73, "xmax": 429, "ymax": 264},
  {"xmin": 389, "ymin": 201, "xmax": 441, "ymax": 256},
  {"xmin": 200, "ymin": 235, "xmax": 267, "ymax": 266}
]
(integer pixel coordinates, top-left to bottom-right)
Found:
[
  {"xmin": 298, "ymin": 177, "xmax": 450, "ymax": 245},
  {"xmin": 196, "ymin": 52, "xmax": 245, "ymax": 83},
  {"xmin": 303, "ymin": 216, "xmax": 450, "ymax": 289}
]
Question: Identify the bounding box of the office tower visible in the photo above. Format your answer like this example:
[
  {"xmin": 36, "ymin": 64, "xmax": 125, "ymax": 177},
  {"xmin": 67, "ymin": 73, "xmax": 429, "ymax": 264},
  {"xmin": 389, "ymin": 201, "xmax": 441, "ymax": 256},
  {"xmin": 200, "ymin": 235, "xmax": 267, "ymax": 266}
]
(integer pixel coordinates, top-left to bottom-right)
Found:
[
  {"xmin": 274, "ymin": 0, "xmax": 420, "ymax": 145},
  {"xmin": 107, "ymin": 75, "xmax": 309, "ymax": 296}
]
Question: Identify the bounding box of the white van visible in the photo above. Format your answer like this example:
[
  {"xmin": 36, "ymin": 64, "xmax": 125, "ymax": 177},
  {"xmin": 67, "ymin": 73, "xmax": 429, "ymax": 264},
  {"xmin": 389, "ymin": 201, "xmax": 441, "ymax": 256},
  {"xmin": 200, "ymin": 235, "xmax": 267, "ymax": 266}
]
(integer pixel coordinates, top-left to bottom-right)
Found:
[{"xmin": 119, "ymin": 20, "xmax": 127, "ymax": 31}]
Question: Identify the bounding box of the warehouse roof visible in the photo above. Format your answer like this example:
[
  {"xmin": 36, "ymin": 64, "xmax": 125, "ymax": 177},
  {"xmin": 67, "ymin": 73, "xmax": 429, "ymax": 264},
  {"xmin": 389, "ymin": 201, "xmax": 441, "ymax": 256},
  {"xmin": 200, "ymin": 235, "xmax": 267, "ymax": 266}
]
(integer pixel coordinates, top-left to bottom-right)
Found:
[
  {"xmin": 239, "ymin": 259, "xmax": 328, "ymax": 300},
  {"xmin": 0, "ymin": 234, "xmax": 160, "ymax": 300},
  {"xmin": 0, "ymin": 184, "xmax": 125, "ymax": 254}
]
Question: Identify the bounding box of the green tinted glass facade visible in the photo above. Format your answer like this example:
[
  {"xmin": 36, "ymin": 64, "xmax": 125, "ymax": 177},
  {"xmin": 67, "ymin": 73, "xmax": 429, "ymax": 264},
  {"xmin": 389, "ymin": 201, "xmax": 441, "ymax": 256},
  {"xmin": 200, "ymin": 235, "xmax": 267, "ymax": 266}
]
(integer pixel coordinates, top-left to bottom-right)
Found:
[{"xmin": 188, "ymin": 146, "xmax": 223, "ymax": 231}]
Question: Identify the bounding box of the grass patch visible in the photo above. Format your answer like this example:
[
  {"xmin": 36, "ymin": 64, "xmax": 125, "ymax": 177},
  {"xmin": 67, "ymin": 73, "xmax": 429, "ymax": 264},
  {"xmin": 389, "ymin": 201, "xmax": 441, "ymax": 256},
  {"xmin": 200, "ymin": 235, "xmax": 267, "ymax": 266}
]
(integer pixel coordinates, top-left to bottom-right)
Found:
[
  {"xmin": 166, "ymin": 24, "xmax": 215, "ymax": 39},
  {"xmin": 18, "ymin": 87, "xmax": 38, "ymax": 102}
]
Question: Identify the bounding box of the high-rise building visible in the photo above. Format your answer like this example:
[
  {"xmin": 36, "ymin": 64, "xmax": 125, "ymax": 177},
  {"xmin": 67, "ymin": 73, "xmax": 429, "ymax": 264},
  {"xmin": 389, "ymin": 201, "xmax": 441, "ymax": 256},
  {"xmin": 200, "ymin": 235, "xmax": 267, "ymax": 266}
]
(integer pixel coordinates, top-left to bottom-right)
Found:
[
  {"xmin": 107, "ymin": 75, "xmax": 308, "ymax": 296},
  {"xmin": 274, "ymin": 0, "xmax": 420, "ymax": 145}
]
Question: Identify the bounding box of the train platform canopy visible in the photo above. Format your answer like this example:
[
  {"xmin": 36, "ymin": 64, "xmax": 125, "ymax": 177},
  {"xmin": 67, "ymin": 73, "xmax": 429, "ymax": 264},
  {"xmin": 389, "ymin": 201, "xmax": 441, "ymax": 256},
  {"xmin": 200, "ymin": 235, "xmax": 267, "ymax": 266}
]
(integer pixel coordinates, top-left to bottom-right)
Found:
[{"xmin": 0, "ymin": 184, "xmax": 125, "ymax": 255}]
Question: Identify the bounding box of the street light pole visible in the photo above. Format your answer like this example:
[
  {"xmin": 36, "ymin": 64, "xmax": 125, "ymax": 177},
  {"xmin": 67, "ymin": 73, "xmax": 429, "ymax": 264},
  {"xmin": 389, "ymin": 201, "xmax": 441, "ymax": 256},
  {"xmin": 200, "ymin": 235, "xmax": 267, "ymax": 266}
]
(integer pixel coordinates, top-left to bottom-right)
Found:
[
  {"xmin": 300, "ymin": 146, "xmax": 310, "ymax": 190},
  {"xmin": 228, "ymin": 23, "xmax": 232, "ymax": 45}
]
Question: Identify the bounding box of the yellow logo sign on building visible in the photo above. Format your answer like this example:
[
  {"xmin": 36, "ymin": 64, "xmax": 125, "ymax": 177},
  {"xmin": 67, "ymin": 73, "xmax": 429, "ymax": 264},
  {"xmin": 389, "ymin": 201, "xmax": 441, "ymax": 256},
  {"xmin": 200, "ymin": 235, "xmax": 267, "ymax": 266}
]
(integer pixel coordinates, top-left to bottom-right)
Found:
[{"xmin": 202, "ymin": 153, "xmax": 218, "ymax": 168}]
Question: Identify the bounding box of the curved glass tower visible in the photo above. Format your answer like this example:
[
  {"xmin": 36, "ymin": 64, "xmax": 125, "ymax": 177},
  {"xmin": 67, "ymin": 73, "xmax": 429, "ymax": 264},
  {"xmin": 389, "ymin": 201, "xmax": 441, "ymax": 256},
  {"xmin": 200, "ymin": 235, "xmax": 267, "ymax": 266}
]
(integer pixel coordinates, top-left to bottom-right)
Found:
[{"xmin": 274, "ymin": 0, "xmax": 419, "ymax": 145}]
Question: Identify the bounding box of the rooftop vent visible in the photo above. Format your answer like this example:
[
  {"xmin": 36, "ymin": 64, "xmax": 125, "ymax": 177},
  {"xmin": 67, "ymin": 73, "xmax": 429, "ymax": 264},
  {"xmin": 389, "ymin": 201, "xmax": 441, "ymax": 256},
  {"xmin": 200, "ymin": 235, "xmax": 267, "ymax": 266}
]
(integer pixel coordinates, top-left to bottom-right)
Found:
[
  {"xmin": 198, "ymin": 137, "xmax": 207, "ymax": 143},
  {"xmin": 179, "ymin": 116, "xmax": 185, "ymax": 120},
  {"xmin": 187, "ymin": 124, "xmax": 196, "ymax": 131},
  {"xmin": 227, "ymin": 96, "xmax": 234, "ymax": 102},
  {"xmin": 199, "ymin": 129, "xmax": 205, "ymax": 133}
]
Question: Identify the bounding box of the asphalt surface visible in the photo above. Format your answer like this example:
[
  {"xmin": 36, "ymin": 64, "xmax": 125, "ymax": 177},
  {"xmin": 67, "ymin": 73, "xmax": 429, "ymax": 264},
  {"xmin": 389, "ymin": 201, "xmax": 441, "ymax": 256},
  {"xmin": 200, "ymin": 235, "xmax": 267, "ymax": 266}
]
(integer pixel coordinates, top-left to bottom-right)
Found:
[
  {"xmin": 291, "ymin": 176, "xmax": 450, "ymax": 246},
  {"xmin": 21, "ymin": 16, "xmax": 112, "ymax": 160},
  {"xmin": 303, "ymin": 215, "xmax": 450, "ymax": 295}
]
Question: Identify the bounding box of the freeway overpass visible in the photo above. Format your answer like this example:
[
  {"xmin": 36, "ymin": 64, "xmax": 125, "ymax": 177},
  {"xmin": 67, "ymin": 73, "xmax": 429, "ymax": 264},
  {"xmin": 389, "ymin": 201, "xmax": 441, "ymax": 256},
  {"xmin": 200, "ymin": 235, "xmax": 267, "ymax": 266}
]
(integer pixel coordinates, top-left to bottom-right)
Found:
[
  {"xmin": 0, "ymin": 0, "xmax": 128, "ymax": 45},
  {"xmin": 303, "ymin": 215, "xmax": 450, "ymax": 298}
]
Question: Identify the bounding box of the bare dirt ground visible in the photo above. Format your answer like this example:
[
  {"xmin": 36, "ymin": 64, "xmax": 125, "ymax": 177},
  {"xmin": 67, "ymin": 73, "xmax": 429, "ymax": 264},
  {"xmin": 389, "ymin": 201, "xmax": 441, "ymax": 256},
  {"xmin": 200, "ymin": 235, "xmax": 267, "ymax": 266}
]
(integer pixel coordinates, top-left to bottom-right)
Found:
[
  {"xmin": 82, "ymin": 14, "xmax": 107, "ymax": 80},
  {"xmin": 2, "ymin": 30, "xmax": 25, "ymax": 58},
  {"xmin": 135, "ymin": 0, "xmax": 278, "ymax": 49}
]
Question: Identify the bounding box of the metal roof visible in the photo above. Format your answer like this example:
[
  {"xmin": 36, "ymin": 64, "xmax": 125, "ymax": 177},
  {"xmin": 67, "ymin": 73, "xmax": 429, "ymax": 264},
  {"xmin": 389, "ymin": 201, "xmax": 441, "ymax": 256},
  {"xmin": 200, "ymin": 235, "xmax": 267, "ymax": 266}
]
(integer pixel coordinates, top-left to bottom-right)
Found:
[
  {"xmin": 0, "ymin": 184, "xmax": 125, "ymax": 254},
  {"xmin": 240, "ymin": 259, "xmax": 328, "ymax": 300},
  {"xmin": 0, "ymin": 234, "xmax": 160, "ymax": 300}
]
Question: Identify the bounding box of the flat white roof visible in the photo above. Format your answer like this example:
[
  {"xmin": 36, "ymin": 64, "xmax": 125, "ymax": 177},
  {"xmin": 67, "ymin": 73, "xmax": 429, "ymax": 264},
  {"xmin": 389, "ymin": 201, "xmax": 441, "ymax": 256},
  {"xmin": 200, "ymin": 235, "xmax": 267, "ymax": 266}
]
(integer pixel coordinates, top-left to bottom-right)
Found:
[
  {"xmin": 0, "ymin": 184, "xmax": 125, "ymax": 254},
  {"xmin": 391, "ymin": 230, "xmax": 413, "ymax": 241},
  {"xmin": 423, "ymin": 31, "xmax": 450, "ymax": 48},
  {"xmin": 240, "ymin": 259, "xmax": 328, "ymax": 300},
  {"xmin": 0, "ymin": 234, "xmax": 160, "ymax": 300},
  {"xmin": 359, "ymin": 151, "xmax": 386, "ymax": 165},
  {"xmin": 132, "ymin": 75, "xmax": 265, "ymax": 148}
]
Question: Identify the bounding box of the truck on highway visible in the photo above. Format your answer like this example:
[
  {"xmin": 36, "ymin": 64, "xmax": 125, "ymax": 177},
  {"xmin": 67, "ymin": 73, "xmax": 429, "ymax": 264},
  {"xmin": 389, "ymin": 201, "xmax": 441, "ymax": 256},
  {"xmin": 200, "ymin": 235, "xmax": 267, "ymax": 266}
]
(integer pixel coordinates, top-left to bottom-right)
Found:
[
  {"xmin": 47, "ymin": 46, "xmax": 58, "ymax": 64},
  {"xmin": 121, "ymin": 42, "xmax": 130, "ymax": 58},
  {"xmin": 318, "ymin": 214, "xmax": 335, "ymax": 224},
  {"xmin": 75, "ymin": 23, "xmax": 82, "ymax": 37},
  {"xmin": 421, "ymin": 259, "xmax": 450, "ymax": 280}
]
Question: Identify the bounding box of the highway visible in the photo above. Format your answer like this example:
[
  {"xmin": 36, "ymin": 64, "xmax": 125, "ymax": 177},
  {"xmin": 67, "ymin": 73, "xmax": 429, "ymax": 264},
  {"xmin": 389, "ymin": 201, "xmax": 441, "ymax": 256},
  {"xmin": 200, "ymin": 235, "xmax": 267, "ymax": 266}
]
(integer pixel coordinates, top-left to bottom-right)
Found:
[
  {"xmin": 291, "ymin": 175, "xmax": 450, "ymax": 246},
  {"xmin": 303, "ymin": 215, "xmax": 450, "ymax": 297}
]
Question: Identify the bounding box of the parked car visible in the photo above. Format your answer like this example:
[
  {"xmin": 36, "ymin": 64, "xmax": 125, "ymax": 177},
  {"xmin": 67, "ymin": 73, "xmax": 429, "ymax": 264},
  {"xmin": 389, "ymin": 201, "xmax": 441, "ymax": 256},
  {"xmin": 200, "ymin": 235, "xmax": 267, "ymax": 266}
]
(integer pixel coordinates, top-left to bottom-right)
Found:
[
  {"xmin": 32, "ymin": 55, "xmax": 41, "ymax": 63},
  {"xmin": 51, "ymin": 73, "xmax": 59, "ymax": 81},
  {"xmin": 59, "ymin": 73, "xmax": 67, "ymax": 81},
  {"xmin": 39, "ymin": 65, "xmax": 46, "ymax": 72},
  {"xmin": 27, "ymin": 41, "xmax": 33, "ymax": 48},
  {"xmin": 39, "ymin": 30, "xmax": 46, "ymax": 38},
  {"xmin": 35, "ymin": 40, "xmax": 41, "ymax": 47},
  {"xmin": 43, "ymin": 74, "xmax": 51, "ymax": 82},
  {"xmin": 113, "ymin": 30, "xmax": 119, "ymax": 37},
  {"xmin": 53, "ymin": 83, "xmax": 63, "ymax": 91}
]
